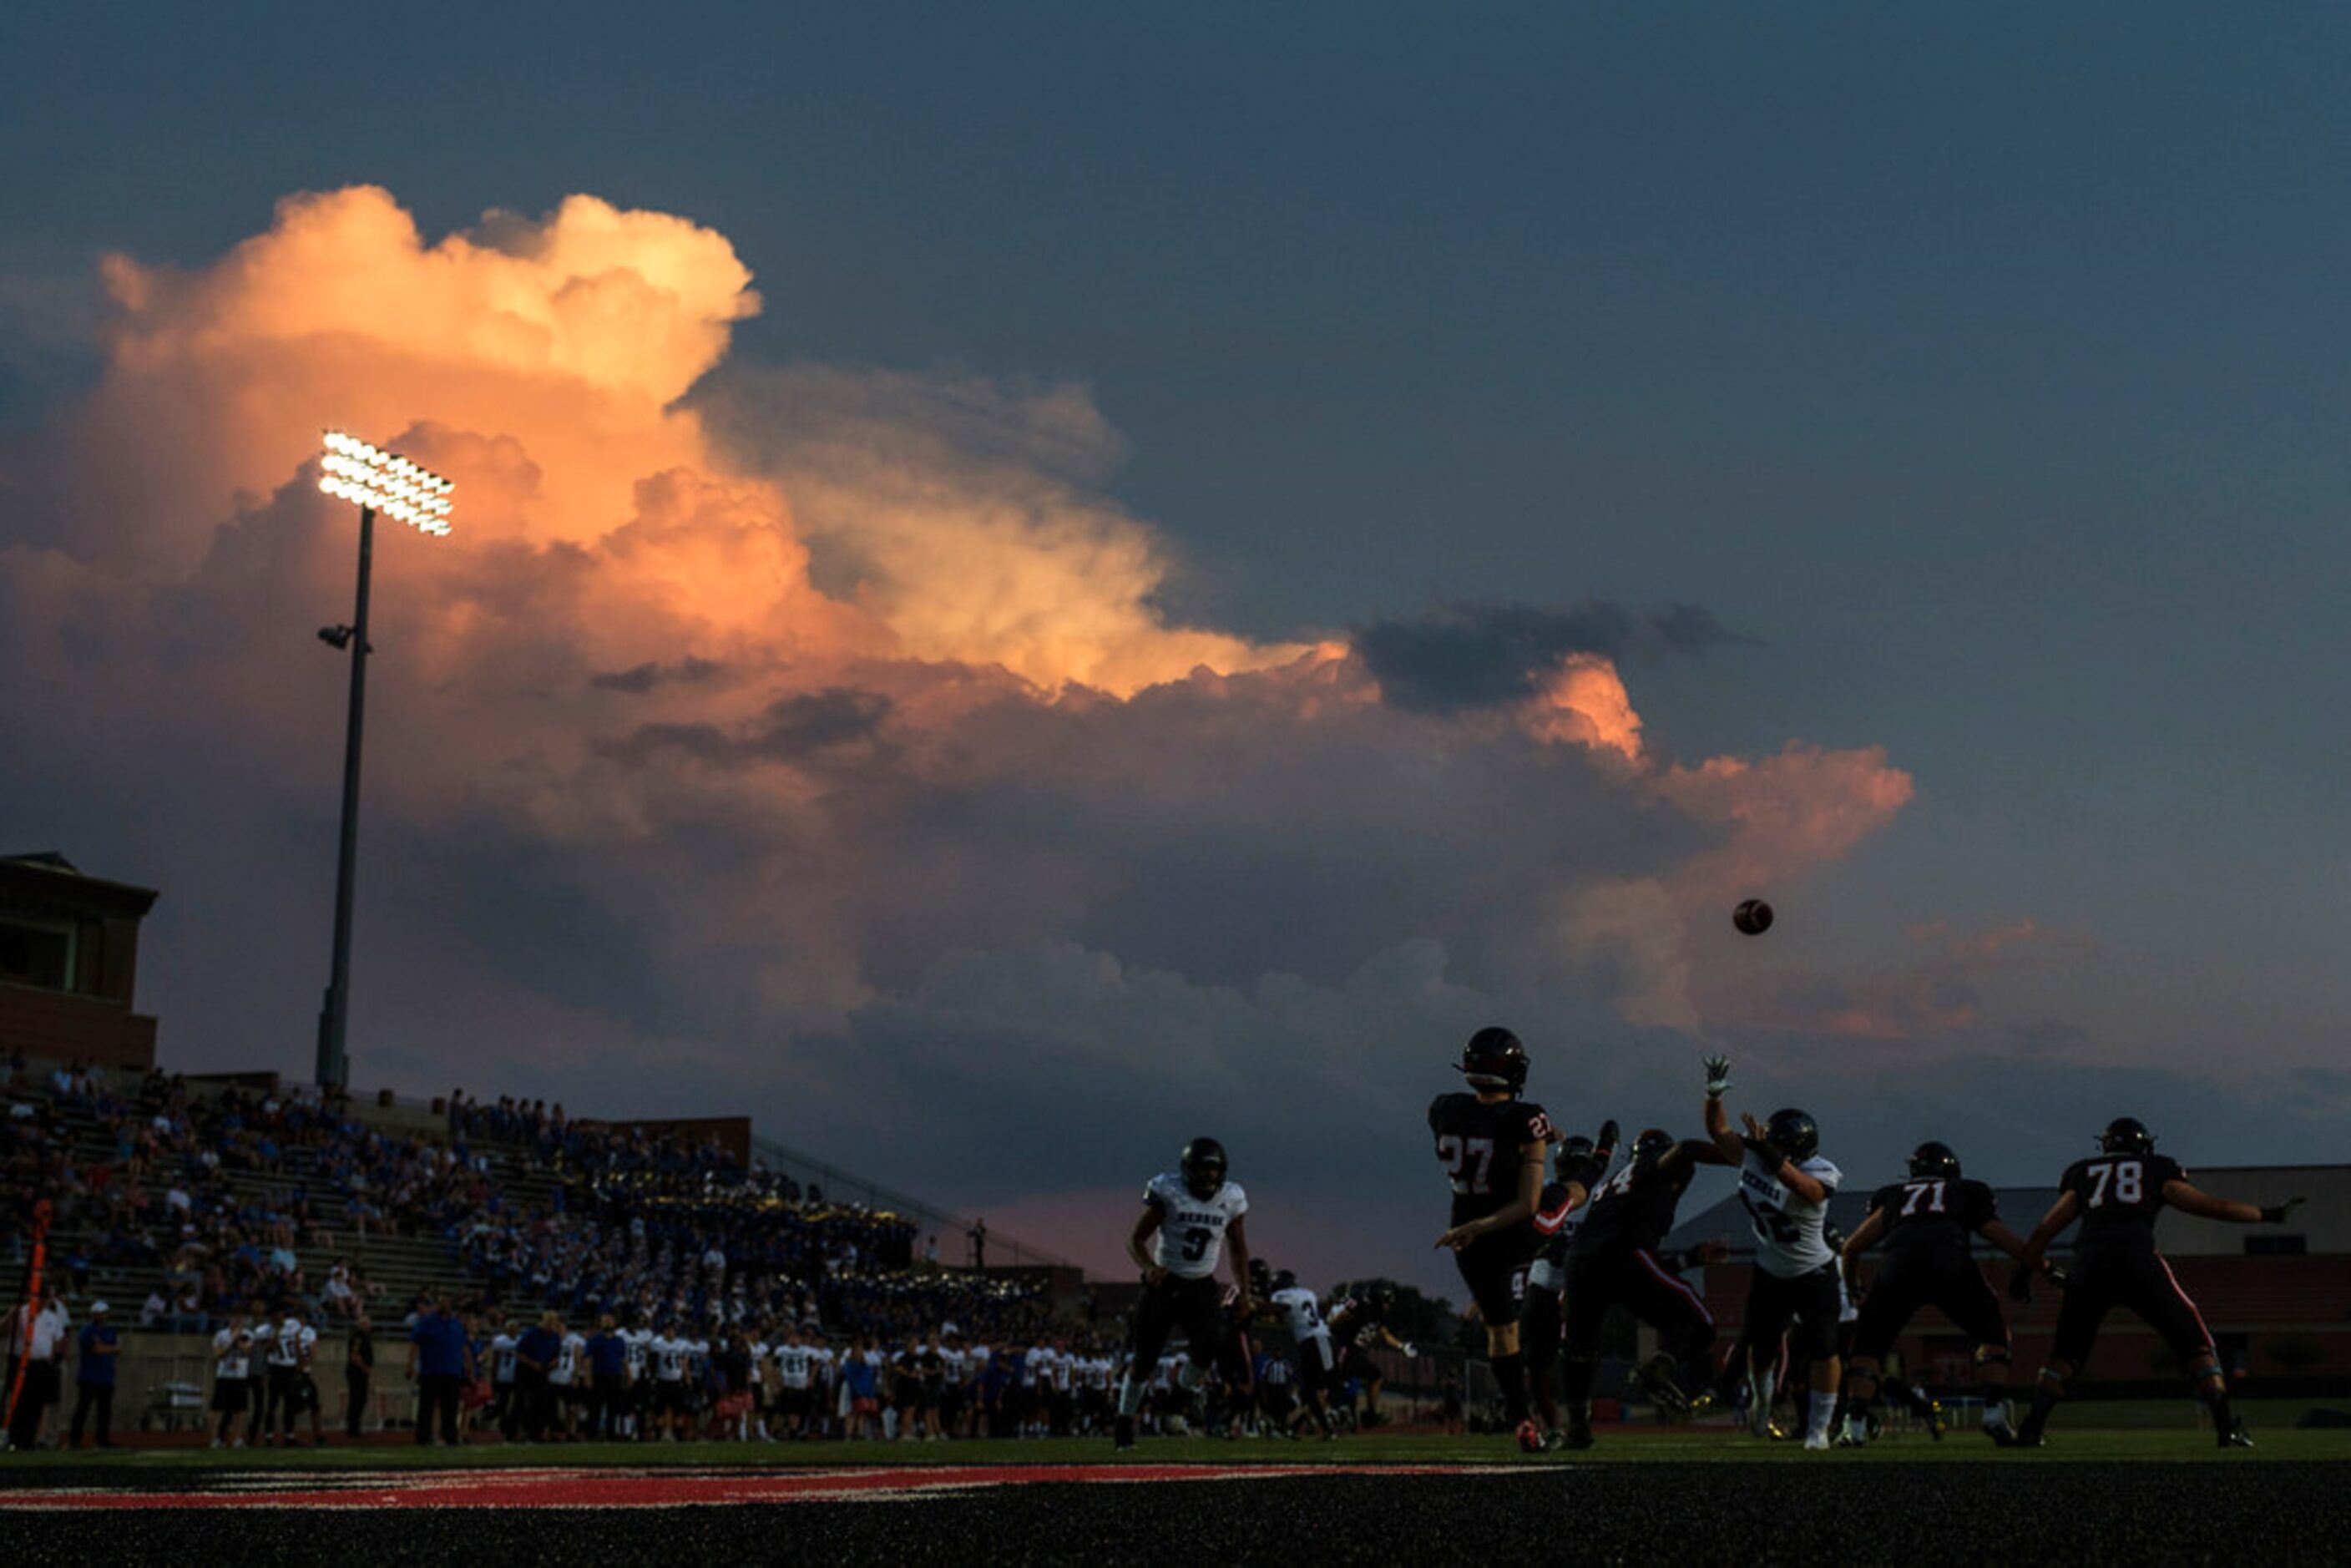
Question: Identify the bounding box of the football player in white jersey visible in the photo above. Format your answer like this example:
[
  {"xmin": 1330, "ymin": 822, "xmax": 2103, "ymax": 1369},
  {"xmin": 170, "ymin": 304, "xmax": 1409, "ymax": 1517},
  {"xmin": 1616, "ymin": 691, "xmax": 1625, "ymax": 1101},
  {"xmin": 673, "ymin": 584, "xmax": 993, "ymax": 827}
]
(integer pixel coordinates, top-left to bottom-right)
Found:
[
  {"xmin": 938, "ymin": 1332, "xmax": 969, "ymax": 1437},
  {"xmin": 1703, "ymin": 1055, "xmax": 1844, "ymax": 1450},
  {"xmin": 209, "ymin": 1313, "xmax": 255, "ymax": 1448},
  {"xmin": 488, "ymin": 1316, "xmax": 522, "ymax": 1441},
  {"xmin": 619, "ymin": 1318, "xmax": 653, "ymax": 1439},
  {"xmin": 651, "ymin": 1327, "xmax": 690, "ymax": 1440},
  {"xmin": 773, "ymin": 1328, "xmax": 816, "ymax": 1438},
  {"xmin": 1114, "ymin": 1137, "xmax": 1252, "ymax": 1451},
  {"xmin": 1265, "ymin": 1268, "xmax": 1338, "ymax": 1436},
  {"xmin": 551, "ymin": 1323, "xmax": 588, "ymax": 1440}
]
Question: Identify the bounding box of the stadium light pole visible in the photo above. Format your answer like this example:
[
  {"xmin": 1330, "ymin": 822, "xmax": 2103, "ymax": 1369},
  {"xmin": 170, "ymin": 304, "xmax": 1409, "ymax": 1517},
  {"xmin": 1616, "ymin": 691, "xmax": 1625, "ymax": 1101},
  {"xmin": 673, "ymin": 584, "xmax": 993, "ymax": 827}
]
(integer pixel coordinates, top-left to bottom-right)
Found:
[{"xmin": 312, "ymin": 431, "xmax": 453, "ymax": 1092}]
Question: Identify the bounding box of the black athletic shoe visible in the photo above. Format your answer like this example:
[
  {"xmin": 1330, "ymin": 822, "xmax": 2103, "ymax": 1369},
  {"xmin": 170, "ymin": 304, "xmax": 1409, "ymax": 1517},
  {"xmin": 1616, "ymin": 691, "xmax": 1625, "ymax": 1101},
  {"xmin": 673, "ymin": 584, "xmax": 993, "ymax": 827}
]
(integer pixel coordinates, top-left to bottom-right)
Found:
[
  {"xmin": 2218, "ymin": 1419, "xmax": 2253, "ymax": 1449},
  {"xmin": 1564, "ymin": 1419, "xmax": 1595, "ymax": 1451},
  {"xmin": 1113, "ymin": 1415, "xmax": 1135, "ymax": 1452}
]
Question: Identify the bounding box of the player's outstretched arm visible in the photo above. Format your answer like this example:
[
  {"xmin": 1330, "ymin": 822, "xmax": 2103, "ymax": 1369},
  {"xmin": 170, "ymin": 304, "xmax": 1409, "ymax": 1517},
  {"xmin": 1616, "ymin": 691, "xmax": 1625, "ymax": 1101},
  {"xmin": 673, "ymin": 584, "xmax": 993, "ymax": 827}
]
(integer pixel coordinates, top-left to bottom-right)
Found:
[
  {"xmin": 1840, "ymin": 1208, "xmax": 1889, "ymax": 1292},
  {"xmin": 2162, "ymin": 1181, "xmax": 2303, "ymax": 1226},
  {"xmin": 2019, "ymin": 1191, "xmax": 2080, "ymax": 1272},
  {"xmin": 1977, "ymin": 1218, "xmax": 2035, "ymax": 1267},
  {"xmin": 1701, "ymin": 1055, "xmax": 1742, "ymax": 1165}
]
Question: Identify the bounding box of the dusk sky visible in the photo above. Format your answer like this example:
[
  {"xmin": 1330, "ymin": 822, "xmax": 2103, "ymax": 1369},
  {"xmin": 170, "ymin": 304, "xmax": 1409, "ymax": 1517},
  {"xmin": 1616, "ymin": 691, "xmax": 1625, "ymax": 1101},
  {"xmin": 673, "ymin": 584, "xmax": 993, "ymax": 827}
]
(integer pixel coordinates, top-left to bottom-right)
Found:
[{"xmin": 4, "ymin": 6, "xmax": 2347, "ymax": 1294}]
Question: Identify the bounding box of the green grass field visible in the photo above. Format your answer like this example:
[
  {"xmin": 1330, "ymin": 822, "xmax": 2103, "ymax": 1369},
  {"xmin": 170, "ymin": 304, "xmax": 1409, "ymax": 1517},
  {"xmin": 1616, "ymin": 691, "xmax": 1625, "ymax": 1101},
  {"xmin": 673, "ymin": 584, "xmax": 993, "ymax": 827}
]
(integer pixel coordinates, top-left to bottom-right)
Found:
[{"xmin": 4, "ymin": 1406, "xmax": 2347, "ymax": 1470}]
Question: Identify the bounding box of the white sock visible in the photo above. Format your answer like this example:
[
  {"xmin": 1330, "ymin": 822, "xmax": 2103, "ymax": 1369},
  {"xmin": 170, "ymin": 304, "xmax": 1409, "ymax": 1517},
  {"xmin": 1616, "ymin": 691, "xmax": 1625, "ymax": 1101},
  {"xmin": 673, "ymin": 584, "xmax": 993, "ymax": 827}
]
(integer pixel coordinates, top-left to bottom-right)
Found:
[{"xmin": 1809, "ymin": 1392, "xmax": 1836, "ymax": 1439}]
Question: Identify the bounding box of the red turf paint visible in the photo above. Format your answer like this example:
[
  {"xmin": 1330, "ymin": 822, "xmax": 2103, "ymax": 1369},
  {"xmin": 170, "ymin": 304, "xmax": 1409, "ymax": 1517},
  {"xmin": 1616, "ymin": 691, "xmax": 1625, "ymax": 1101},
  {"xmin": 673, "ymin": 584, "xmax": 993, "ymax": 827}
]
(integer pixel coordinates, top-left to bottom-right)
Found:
[{"xmin": 0, "ymin": 1462, "xmax": 1535, "ymax": 1511}]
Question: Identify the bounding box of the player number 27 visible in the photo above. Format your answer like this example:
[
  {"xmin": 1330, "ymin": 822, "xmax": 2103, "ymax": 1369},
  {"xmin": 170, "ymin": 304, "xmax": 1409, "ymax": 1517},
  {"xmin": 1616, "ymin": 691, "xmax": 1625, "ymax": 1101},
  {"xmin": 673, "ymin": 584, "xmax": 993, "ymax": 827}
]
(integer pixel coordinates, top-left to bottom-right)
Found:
[
  {"xmin": 1437, "ymin": 1135, "xmax": 1495, "ymax": 1196},
  {"xmin": 2084, "ymin": 1161, "xmax": 2142, "ymax": 1208}
]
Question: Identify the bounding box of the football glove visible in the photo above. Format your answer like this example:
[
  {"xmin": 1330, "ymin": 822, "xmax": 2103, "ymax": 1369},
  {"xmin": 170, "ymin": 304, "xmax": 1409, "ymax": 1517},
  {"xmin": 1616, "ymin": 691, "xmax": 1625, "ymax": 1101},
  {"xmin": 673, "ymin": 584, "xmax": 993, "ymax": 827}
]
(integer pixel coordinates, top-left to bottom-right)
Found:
[
  {"xmin": 1703, "ymin": 1055, "xmax": 1733, "ymax": 1097},
  {"xmin": 2045, "ymin": 1262, "xmax": 2070, "ymax": 1290},
  {"xmin": 2007, "ymin": 1266, "xmax": 2035, "ymax": 1304},
  {"xmin": 1595, "ymin": 1119, "xmax": 1620, "ymax": 1155},
  {"xmin": 1401, "ymin": 1342, "xmax": 1418, "ymax": 1359},
  {"xmin": 2260, "ymin": 1197, "xmax": 2306, "ymax": 1224}
]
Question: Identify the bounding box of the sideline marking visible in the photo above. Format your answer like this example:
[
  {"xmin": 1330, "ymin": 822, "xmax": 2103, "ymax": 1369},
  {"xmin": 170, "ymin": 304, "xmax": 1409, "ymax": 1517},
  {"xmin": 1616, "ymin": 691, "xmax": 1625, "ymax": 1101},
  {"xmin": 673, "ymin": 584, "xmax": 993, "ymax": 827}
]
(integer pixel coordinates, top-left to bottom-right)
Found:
[{"xmin": 0, "ymin": 1462, "xmax": 1545, "ymax": 1510}]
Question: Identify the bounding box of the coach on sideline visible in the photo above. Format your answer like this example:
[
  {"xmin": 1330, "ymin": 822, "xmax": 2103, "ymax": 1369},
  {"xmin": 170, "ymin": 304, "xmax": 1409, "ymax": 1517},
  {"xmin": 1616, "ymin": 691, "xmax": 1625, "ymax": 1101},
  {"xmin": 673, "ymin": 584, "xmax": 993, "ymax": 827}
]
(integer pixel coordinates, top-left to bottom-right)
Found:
[{"xmin": 407, "ymin": 1295, "xmax": 473, "ymax": 1446}]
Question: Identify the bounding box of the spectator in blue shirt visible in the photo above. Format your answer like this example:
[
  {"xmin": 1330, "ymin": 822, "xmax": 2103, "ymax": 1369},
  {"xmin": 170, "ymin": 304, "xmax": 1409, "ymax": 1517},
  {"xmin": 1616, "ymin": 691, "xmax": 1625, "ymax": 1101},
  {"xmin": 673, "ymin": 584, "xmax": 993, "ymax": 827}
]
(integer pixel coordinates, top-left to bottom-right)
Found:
[
  {"xmin": 515, "ymin": 1313, "xmax": 562, "ymax": 1442},
  {"xmin": 405, "ymin": 1295, "xmax": 472, "ymax": 1446},
  {"xmin": 69, "ymin": 1302, "xmax": 120, "ymax": 1449},
  {"xmin": 584, "ymin": 1313, "xmax": 628, "ymax": 1439}
]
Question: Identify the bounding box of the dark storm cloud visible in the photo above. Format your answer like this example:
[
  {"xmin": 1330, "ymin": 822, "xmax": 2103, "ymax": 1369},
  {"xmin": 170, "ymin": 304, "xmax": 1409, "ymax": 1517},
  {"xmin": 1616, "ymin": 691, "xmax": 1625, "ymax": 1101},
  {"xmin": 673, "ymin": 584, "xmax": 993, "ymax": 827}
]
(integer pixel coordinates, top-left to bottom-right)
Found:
[
  {"xmin": 1352, "ymin": 599, "xmax": 1740, "ymax": 714},
  {"xmin": 595, "ymin": 687, "xmax": 894, "ymax": 770},
  {"xmin": 589, "ymin": 655, "xmax": 723, "ymax": 694}
]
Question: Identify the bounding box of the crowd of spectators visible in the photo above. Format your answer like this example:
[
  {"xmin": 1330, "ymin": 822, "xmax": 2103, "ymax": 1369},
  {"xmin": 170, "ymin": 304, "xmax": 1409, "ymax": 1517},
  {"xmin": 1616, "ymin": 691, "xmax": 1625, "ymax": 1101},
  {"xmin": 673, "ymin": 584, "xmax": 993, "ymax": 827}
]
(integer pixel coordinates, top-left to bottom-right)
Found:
[{"xmin": 4, "ymin": 1050, "xmax": 1076, "ymax": 1449}]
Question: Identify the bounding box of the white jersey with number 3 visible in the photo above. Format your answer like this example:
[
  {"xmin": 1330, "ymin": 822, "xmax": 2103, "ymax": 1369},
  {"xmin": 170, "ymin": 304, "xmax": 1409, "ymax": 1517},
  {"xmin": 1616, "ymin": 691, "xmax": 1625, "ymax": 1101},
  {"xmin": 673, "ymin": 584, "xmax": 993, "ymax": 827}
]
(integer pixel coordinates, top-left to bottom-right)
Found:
[
  {"xmin": 1145, "ymin": 1172, "xmax": 1248, "ymax": 1280},
  {"xmin": 1739, "ymin": 1149, "xmax": 1843, "ymax": 1278},
  {"xmin": 1270, "ymin": 1285, "xmax": 1328, "ymax": 1345}
]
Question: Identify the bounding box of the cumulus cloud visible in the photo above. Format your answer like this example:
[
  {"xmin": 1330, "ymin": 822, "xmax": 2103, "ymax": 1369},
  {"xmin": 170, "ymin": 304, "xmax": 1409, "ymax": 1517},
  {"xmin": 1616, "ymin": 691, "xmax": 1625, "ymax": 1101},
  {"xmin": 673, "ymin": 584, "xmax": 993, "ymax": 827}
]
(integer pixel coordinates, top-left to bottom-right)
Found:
[
  {"xmin": 0, "ymin": 185, "xmax": 1964, "ymax": 1282},
  {"xmin": 1354, "ymin": 599, "xmax": 1737, "ymax": 716}
]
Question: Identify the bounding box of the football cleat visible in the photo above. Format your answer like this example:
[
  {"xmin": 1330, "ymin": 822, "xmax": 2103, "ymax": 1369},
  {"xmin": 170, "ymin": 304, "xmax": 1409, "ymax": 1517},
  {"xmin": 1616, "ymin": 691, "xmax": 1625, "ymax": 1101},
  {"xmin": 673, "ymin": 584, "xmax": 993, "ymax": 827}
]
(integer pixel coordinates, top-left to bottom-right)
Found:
[
  {"xmin": 1113, "ymin": 1415, "xmax": 1135, "ymax": 1452},
  {"xmin": 2218, "ymin": 1419, "xmax": 2254, "ymax": 1449},
  {"xmin": 1803, "ymin": 1431, "xmax": 1833, "ymax": 1451},
  {"xmin": 1540, "ymin": 1428, "xmax": 1566, "ymax": 1452},
  {"xmin": 1565, "ymin": 1415, "xmax": 1595, "ymax": 1450},
  {"xmin": 1634, "ymin": 1356, "xmax": 1691, "ymax": 1419},
  {"xmin": 1983, "ymin": 1413, "xmax": 2019, "ymax": 1446},
  {"xmin": 1515, "ymin": 1418, "xmax": 1545, "ymax": 1453}
]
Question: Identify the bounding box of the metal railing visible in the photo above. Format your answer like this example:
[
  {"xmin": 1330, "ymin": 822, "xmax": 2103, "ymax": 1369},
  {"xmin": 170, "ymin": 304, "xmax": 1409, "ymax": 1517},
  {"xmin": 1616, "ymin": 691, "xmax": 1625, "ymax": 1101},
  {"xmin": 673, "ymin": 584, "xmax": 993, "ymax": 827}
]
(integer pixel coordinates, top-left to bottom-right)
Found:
[{"xmin": 747, "ymin": 1136, "xmax": 1076, "ymax": 1272}]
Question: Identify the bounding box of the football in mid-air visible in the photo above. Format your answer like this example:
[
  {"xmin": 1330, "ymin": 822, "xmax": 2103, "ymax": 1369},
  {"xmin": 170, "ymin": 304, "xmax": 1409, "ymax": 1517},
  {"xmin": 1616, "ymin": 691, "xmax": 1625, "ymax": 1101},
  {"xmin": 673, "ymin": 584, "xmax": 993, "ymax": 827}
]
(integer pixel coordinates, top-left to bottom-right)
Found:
[{"xmin": 1732, "ymin": 898, "xmax": 1774, "ymax": 936}]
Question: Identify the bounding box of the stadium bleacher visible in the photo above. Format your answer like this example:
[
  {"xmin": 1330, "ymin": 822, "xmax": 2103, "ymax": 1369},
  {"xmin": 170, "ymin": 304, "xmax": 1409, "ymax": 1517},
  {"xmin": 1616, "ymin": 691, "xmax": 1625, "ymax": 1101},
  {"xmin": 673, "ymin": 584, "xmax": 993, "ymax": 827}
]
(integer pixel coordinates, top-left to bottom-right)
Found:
[{"xmin": 5, "ymin": 1050, "xmax": 1095, "ymax": 1439}]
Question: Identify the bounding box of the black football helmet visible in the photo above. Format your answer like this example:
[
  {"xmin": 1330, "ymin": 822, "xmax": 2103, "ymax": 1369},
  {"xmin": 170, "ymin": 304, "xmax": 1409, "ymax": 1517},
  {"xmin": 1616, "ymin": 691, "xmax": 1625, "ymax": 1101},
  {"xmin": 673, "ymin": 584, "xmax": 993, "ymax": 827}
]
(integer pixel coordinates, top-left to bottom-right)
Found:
[
  {"xmin": 2099, "ymin": 1117, "xmax": 2155, "ymax": 1156},
  {"xmin": 1180, "ymin": 1136, "xmax": 1228, "ymax": 1198},
  {"xmin": 1271, "ymin": 1268, "xmax": 1298, "ymax": 1293},
  {"xmin": 1552, "ymin": 1133, "xmax": 1596, "ymax": 1172},
  {"xmin": 1247, "ymin": 1257, "xmax": 1272, "ymax": 1292},
  {"xmin": 1909, "ymin": 1141, "xmax": 1962, "ymax": 1180},
  {"xmin": 1762, "ymin": 1108, "xmax": 1819, "ymax": 1163},
  {"xmin": 1457, "ymin": 1026, "xmax": 1529, "ymax": 1094},
  {"xmin": 1633, "ymin": 1127, "xmax": 1675, "ymax": 1161}
]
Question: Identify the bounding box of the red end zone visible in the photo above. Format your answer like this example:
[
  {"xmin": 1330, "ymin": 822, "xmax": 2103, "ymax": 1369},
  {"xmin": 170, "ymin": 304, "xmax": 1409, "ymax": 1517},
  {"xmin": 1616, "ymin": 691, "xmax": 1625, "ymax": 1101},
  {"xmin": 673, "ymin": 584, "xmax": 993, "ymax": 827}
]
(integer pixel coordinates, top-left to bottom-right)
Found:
[{"xmin": 0, "ymin": 1462, "xmax": 1540, "ymax": 1510}]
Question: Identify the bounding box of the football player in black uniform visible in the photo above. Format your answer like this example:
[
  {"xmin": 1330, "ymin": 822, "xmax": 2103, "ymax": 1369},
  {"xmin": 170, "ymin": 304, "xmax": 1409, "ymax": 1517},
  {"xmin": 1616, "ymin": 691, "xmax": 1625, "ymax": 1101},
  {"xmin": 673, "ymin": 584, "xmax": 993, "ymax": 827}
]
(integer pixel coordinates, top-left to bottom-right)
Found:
[
  {"xmin": 1837, "ymin": 1141, "xmax": 2040, "ymax": 1445},
  {"xmin": 1518, "ymin": 1127, "xmax": 1616, "ymax": 1445},
  {"xmin": 1557, "ymin": 1125, "xmax": 1733, "ymax": 1449},
  {"xmin": 2014, "ymin": 1117, "xmax": 2303, "ymax": 1449},
  {"xmin": 1429, "ymin": 1026, "xmax": 1556, "ymax": 1449},
  {"xmin": 1324, "ymin": 1282, "xmax": 1421, "ymax": 1429}
]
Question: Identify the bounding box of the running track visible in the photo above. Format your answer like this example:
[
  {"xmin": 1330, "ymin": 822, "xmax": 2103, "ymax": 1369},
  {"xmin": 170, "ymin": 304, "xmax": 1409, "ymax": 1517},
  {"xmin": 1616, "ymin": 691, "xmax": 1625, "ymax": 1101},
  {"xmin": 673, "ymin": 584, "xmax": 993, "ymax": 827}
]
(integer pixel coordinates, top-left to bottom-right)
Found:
[{"xmin": 6, "ymin": 1459, "xmax": 2349, "ymax": 1564}]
